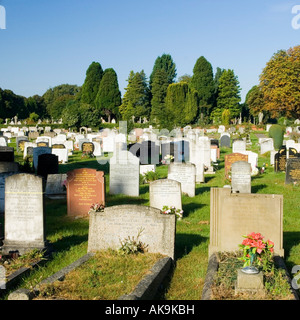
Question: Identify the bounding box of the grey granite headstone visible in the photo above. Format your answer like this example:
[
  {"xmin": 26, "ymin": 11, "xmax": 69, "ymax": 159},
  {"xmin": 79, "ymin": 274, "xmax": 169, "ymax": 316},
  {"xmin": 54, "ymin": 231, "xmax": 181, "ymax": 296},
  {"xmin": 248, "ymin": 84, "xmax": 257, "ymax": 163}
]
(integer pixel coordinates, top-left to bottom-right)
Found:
[
  {"xmin": 149, "ymin": 179, "xmax": 182, "ymax": 211},
  {"xmin": 2, "ymin": 174, "xmax": 46, "ymax": 255},
  {"xmin": 168, "ymin": 162, "xmax": 196, "ymax": 197},
  {"xmin": 231, "ymin": 161, "xmax": 251, "ymax": 194}
]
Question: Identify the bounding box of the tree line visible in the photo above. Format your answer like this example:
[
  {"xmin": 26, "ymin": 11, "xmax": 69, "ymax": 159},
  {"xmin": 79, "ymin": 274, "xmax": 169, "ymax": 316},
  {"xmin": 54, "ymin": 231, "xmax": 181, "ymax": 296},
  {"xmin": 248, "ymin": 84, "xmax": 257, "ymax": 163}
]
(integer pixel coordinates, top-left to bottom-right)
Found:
[{"xmin": 1, "ymin": 45, "xmax": 300, "ymax": 129}]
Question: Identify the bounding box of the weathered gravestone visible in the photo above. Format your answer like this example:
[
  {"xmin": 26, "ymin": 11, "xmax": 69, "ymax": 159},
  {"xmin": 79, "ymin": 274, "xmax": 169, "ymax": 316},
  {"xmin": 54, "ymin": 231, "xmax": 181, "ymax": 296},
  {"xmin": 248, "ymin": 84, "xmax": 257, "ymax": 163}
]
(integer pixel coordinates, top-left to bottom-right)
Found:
[
  {"xmin": 231, "ymin": 161, "xmax": 251, "ymax": 194},
  {"xmin": 67, "ymin": 168, "xmax": 105, "ymax": 217},
  {"xmin": 0, "ymin": 147, "xmax": 14, "ymax": 162},
  {"xmin": 33, "ymin": 147, "xmax": 52, "ymax": 170},
  {"xmin": 168, "ymin": 162, "xmax": 196, "ymax": 197},
  {"xmin": 209, "ymin": 187, "xmax": 284, "ymax": 258},
  {"xmin": 285, "ymin": 158, "xmax": 300, "ymax": 185},
  {"xmin": 220, "ymin": 133, "xmax": 231, "ymax": 148},
  {"xmin": 37, "ymin": 154, "xmax": 59, "ymax": 180},
  {"xmin": 224, "ymin": 153, "xmax": 248, "ymax": 180},
  {"xmin": 45, "ymin": 173, "xmax": 67, "ymax": 199},
  {"xmin": 2, "ymin": 174, "xmax": 47, "ymax": 255},
  {"xmin": 109, "ymin": 150, "xmax": 140, "ymax": 197},
  {"xmin": 232, "ymin": 140, "xmax": 246, "ymax": 153},
  {"xmin": 274, "ymin": 146, "xmax": 287, "ymax": 172},
  {"xmin": 87, "ymin": 205, "xmax": 176, "ymax": 259},
  {"xmin": 149, "ymin": 179, "xmax": 182, "ymax": 211}
]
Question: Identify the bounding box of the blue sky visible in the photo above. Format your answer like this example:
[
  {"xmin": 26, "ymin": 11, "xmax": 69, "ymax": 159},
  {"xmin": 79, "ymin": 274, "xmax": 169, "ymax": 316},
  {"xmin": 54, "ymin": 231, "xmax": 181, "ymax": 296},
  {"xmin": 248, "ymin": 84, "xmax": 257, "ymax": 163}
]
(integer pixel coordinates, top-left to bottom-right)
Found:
[{"xmin": 0, "ymin": 0, "xmax": 300, "ymax": 102}]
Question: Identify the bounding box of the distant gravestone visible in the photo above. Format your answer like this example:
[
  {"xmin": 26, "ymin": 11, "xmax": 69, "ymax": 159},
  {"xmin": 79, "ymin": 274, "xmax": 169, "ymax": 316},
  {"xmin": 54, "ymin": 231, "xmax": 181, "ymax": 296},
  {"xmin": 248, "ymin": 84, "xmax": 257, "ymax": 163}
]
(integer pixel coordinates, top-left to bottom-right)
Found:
[
  {"xmin": 16, "ymin": 137, "xmax": 29, "ymax": 152},
  {"xmin": 87, "ymin": 205, "xmax": 176, "ymax": 259},
  {"xmin": 285, "ymin": 158, "xmax": 300, "ymax": 185},
  {"xmin": 33, "ymin": 147, "xmax": 52, "ymax": 169},
  {"xmin": 168, "ymin": 162, "xmax": 196, "ymax": 197},
  {"xmin": 0, "ymin": 147, "xmax": 14, "ymax": 162},
  {"xmin": 2, "ymin": 174, "xmax": 46, "ymax": 255},
  {"xmin": 82, "ymin": 142, "xmax": 95, "ymax": 155},
  {"xmin": 37, "ymin": 154, "xmax": 59, "ymax": 179},
  {"xmin": 232, "ymin": 140, "xmax": 246, "ymax": 153},
  {"xmin": 224, "ymin": 153, "xmax": 248, "ymax": 179},
  {"xmin": 37, "ymin": 141, "xmax": 49, "ymax": 148},
  {"xmin": 260, "ymin": 138, "xmax": 274, "ymax": 155},
  {"xmin": 149, "ymin": 179, "xmax": 182, "ymax": 211},
  {"xmin": 274, "ymin": 146, "xmax": 287, "ymax": 172},
  {"xmin": 220, "ymin": 134, "xmax": 231, "ymax": 148},
  {"xmin": 52, "ymin": 148, "xmax": 68, "ymax": 164},
  {"xmin": 231, "ymin": 161, "xmax": 251, "ymax": 194},
  {"xmin": 109, "ymin": 151, "xmax": 140, "ymax": 197},
  {"xmin": 288, "ymin": 147, "xmax": 300, "ymax": 159},
  {"xmin": 67, "ymin": 168, "xmax": 105, "ymax": 217},
  {"xmin": 45, "ymin": 173, "xmax": 67, "ymax": 199}
]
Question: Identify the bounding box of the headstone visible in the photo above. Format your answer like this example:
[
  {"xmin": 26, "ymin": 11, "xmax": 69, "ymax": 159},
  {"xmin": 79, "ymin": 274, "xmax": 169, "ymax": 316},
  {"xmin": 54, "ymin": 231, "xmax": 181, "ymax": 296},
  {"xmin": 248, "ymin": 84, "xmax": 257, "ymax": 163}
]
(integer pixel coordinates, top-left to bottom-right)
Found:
[
  {"xmin": 82, "ymin": 142, "xmax": 95, "ymax": 155},
  {"xmin": 285, "ymin": 158, "xmax": 300, "ymax": 185},
  {"xmin": 274, "ymin": 146, "xmax": 287, "ymax": 172},
  {"xmin": 109, "ymin": 151, "xmax": 140, "ymax": 197},
  {"xmin": 87, "ymin": 205, "xmax": 176, "ymax": 259},
  {"xmin": 45, "ymin": 173, "xmax": 67, "ymax": 199},
  {"xmin": 16, "ymin": 137, "xmax": 29, "ymax": 153},
  {"xmin": 67, "ymin": 169, "xmax": 105, "ymax": 217},
  {"xmin": 168, "ymin": 162, "xmax": 196, "ymax": 197},
  {"xmin": 140, "ymin": 164, "xmax": 156, "ymax": 176},
  {"xmin": 232, "ymin": 140, "xmax": 246, "ymax": 153},
  {"xmin": 220, "ymin": 133, "xmax": 231, "ymax": 148},
  {"xmin": 0, "ymin": 137, "xmax": 7, "ymax": 147},
  {"xmin": 209, "ymin": 187, "xmax": 284, "ymax": 257},
  {"xmin": 231, "ymin": 161, "xmax": 251, "ymax": 194},
  {"xmin": 33, "ymin": 147, "xmax": 52, "ymax": 170},
  {"xmin": 288, "ymin": 147, "xmax": 300, "ymax": 159},
  {"xmin": 52, "ymin": 148, "xmax": 68, "ymax": 164},
  {"xmin": 52, "ymin": 144, "xmax": 66, "ymax": 149},
  {"xmin": 260, "ymin": 138, "xmax": 274, "ymax": 155},
  {"xmin": 149, "ymin": 179, "xmax": 182, "ymax": 211},
  {"xmin": 0, "ymin": 147, "xmax": 14, "ymax": 162},
  {"xmin": 37, "ymin": 154, "xmax": 59, "ymax": 179},
  {"xmin": 2, "ymin": 174, "xmax": 46, "ymax": 255},
  {"xmin": 224, "ymin": 153, "xmax": 248, "ymax": 179}
]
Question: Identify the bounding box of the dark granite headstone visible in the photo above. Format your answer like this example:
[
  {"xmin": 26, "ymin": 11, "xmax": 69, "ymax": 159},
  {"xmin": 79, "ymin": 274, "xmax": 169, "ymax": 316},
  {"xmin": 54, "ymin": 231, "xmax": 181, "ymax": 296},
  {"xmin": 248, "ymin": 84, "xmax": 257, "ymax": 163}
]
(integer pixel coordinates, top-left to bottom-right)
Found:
[
  {"xmin": 37, "ymin": 153, "xmax": 59, "ymax": 179},
  {"xmin": 0, "ymin": 147, "xmax": 14, "ymax": 162},
  {"xmin": 285, "ymin": 158, "xmax": 300, "ymax": 184},
  {"xmin": 274, "ymin": 146, "xmax": 287, "ymax": 172}
]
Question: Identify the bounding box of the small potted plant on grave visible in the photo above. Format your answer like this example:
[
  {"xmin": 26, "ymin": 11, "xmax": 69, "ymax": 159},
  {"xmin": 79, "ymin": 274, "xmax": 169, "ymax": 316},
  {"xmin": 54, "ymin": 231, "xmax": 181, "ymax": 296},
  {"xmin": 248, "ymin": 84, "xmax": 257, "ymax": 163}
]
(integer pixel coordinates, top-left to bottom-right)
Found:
[
  {"xmin": 163, "ymin": 154, "xmax": 174, "ymax": 165},
  {"xmin": 88, "ymin": 203, "xmax": 105, "ymax": 215},
  {"xmin": 161, "ymin": 205, "xmax": 183, "ymax": 220}
]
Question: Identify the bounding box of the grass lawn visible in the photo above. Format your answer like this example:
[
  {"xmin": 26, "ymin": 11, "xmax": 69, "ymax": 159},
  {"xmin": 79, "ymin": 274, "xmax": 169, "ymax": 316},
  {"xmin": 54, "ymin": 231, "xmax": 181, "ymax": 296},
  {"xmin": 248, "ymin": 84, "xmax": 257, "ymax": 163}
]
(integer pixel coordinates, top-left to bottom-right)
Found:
[{"xmin": 1, "ymin": 132, "xmax": 300, "ymax": 300}]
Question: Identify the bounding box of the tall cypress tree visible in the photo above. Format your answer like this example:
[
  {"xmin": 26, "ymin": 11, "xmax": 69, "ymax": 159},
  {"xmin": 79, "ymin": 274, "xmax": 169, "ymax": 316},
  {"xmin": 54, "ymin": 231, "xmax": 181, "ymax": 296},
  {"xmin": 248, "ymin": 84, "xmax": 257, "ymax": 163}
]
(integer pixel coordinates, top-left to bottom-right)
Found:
[
  {"xmin": 149, "ymin": 54, "xmax": 177, "ymax": 88},
  {"xmin": 95, "ymin": 68, "xmax": 121, "ymax": 122},
  {"xmin": 150, "ymin": 69, "xmax": 169, "ymax": 125},
  {"xmin": 190, "ymin": 56, "xmax": 215, "ymax": 118},
  {"xmin": 212, "ymin": 69, "xmax": 241, "ymax": 123},
  {"xmin": 119, "ymin": 70, "xmax": 150, "ymax": 121},
  {"xmin": 80, "ymin": 61, "xmax": 103, "ymax": 105}
]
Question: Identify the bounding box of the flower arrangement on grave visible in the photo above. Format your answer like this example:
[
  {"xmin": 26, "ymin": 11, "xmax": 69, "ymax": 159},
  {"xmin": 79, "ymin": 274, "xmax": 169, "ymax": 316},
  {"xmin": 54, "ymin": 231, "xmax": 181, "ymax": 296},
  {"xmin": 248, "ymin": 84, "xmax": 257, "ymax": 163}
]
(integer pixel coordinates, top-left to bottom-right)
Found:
[
  {"xmin": 88, "ymin": 203, "xmax": 105, "ymax": 214},
  {"xmin": 161, "ymin": 205, "xmax": 183, "ymax": 220},
  {"xmin": 238, "ymin": 232, "xmax": 274, "ymax": 273},
  {"xmin": 162, "ymin": 154, "xmax": 174, "ymax": 164}
]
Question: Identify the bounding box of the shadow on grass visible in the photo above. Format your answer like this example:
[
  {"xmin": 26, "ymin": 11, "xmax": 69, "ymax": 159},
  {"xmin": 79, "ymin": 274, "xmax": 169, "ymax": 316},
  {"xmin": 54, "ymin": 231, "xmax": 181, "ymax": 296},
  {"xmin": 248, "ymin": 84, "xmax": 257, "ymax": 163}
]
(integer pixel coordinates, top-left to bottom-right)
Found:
[
  {"xmin": 182, "ymin": 203, "xmax": 206, "ymax": 217},
  {"xmin": 106, "ymin": 196, "xmax": 148, "ymax": 207},
  {"xmin": 175, "ymin": 233, "xmax": 207, "ymax": 260},
  {"xmin": 59, "ymin": 159, "xmax": 109, "ymax": 174},
  {"xmin": 195, "ymin": 186, "xmax": 211, "ymax": 196},
  {"xmin": 283, "ymin": 231, "xmax": 300, "ymax": 270},
  {"xmin": 251, "ymin": 184, "xmax": 268, "ymax": 193},
  {"xmin": 51, "ymin": 234, "xmax": 88, "ymax": 252}
]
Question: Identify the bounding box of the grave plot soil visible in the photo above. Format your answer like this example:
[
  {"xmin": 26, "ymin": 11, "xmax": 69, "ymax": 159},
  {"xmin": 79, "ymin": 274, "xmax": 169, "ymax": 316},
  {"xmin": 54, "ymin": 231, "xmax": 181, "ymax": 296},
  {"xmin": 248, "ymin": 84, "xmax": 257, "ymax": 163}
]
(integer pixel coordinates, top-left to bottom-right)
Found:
[
  {"xmin": 211, "ymin": 252, "xmax": 295, "ymax": 300},
  {"xmin": 34, "ymin": 250, "xmax": 164, "ymax": 300},
  {"xmin": 0, "ymin": 249, "xmax": 45, "ymax": 277}
]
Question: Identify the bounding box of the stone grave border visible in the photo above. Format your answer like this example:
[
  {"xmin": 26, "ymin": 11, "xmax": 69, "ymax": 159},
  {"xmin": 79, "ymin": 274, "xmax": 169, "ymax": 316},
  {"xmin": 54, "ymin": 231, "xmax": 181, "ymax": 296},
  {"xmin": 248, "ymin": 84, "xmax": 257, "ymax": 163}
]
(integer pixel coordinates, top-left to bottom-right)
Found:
[
  {"xmin": 8, "ymin": 253, "xmax": 173, "ymax": 300},
  {"xmin": 201, "ymin": 253, "xmax": 299, "ymax": 300}
]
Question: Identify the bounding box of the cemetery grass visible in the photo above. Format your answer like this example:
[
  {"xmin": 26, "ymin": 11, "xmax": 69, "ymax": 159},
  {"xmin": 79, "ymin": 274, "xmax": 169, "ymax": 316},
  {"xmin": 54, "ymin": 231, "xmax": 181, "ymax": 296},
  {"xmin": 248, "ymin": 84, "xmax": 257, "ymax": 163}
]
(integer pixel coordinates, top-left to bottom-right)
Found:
[{"xmin": 3, "ymin": 135, "xmax": 300, "ymax": 300}]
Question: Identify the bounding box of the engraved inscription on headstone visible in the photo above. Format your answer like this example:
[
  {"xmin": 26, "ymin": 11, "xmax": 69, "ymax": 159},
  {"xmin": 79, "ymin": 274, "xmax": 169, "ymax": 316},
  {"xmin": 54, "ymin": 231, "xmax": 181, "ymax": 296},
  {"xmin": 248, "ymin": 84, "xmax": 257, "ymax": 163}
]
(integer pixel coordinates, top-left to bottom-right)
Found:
[
  {"xmin": 231, "ymin": 161, "xmax": 251, "ymax": 194},
  {"xmin": 168, "ymin": 163, "xmax": 195, "ymax": 197},
  {"xmin": 285, "ymin": 158, "xmax": 300, "ymax": 185}
]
